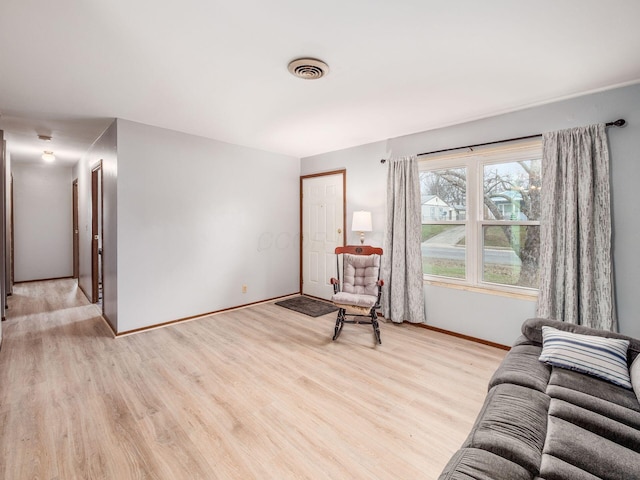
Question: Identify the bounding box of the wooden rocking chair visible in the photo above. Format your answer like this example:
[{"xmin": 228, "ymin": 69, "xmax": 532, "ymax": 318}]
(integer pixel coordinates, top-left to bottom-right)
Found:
[{"xmin": 329, "ymin": 246, "xmax": 384, "ymax": 344}]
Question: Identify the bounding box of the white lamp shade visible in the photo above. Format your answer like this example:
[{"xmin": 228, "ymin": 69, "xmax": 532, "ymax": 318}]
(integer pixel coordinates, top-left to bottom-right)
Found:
[{"xmin": 352, "ymin": 211, "xmax": 372, "ymax": 232}]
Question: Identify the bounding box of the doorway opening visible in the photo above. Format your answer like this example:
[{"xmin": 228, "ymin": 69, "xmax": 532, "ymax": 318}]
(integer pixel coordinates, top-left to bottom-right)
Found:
[
  {"xmin": 91, "ymin": 163, "xmax": 103, "ymax": 310},
  {"xmin": 72, "ymin": 179, "xmax": 79, "ymax": 280}
]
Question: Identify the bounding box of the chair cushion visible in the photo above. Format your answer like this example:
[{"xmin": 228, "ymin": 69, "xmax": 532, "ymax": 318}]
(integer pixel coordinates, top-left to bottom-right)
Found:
[
  {"xmin": 341, "ymin": 254, "xmax": 380, "ymax": 296},
  {"xmin": 332, "ymin": 292, "xmax": 377, "ymax": 309}
]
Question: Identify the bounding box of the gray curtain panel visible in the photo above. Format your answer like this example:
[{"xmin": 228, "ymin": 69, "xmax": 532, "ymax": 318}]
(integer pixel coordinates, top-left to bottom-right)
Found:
[
  {"xmin": 381, "ymin": 156, "xmax": 425, "ymax": 324},
  {"xmin": 536, "ymin": 124, "xmax": 617, "ymax": 331}
]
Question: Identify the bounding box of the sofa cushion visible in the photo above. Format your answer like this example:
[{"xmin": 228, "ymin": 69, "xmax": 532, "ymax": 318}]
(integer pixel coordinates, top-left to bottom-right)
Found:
[
  {"xmin": 539, "ymin": 454, "xmax": 603, "ymax": 480},
  {"xmin": 548, "ymin": 367, "xmax": 640, "ymax": 413},
  {"xmin": 546, "ymin": 384, "xmax": 640, "ymax": 430},
  {"xmin": 462, "ymin": 384, "xmax": 549, "ymax": 475},
  {"xmin": 543, "ymin": 415, "xmax": 640, "ymax": 480},
  {"xmin": 522, "ymin": 318, "xmax": 640, "ymax": 364},
  {"xmin": 539, "ymin": 326, "xmax": 632, "ymax": 389},
  {"xmin": 548, "ymin": 398, "xmax": 640, "ymax": 451},
  {"xmin": 489, "ymin": 344, "xmax": 550, "ymax": 393},
  {"xmin": 438, "ymin": 448, "xmax": 533, "ymax": 480}
]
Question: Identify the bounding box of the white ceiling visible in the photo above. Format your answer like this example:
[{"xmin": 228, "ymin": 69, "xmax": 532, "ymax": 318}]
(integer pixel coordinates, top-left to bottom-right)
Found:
[{"xmin": 1, "ymin": 0, "xmax": 640, "ymax": 166}]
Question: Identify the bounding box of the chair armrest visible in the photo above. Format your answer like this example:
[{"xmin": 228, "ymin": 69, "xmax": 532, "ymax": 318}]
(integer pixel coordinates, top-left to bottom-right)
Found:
[{"xmin": 330, "ymin": 278, "xmax": 339, "ymax": 294}]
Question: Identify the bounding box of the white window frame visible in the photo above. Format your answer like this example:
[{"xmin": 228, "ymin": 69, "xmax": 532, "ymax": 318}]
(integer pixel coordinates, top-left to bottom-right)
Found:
[{"xmin": 419, "ymin": 140, "xmax": 542, "ymax": 297}]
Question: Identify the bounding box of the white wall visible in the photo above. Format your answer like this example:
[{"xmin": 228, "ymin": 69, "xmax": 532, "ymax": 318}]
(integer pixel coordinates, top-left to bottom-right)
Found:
[
  {"xmin": 13, "ymin": 163, "xmax": 73, "ymax": 282},
  {"xmin": 301, "ymin": 140, "xmax": 389, "ymax": 248},
  {"xmin": 76, "ymin": 120, "xmax": 118, "ymax": 330},
  {"xmin": 116, "ymin": 120, "xmax": 299, "ymax": 333},
  {"xmin": 101, "ymin": 124, "xmax": 118, "ymax": 330},
  {"xmin": 302, "ymin": 83, "xmax": 640, "ymax": 345}
]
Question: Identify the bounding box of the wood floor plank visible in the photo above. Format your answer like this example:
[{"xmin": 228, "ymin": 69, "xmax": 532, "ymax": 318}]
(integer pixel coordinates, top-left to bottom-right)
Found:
[{"xmin": 0, "ymin": 279, "xmax": 507, "ymax": 479}]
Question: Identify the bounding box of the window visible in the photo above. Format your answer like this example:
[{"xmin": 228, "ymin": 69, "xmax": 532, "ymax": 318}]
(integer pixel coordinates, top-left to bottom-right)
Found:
[{"xmin": 419, "ymin": 140, "xmax": 541, "ymax": 294}]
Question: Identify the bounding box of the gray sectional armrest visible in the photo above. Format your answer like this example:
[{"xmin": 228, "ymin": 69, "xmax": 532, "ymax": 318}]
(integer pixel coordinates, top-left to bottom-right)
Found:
[{"xmin": 489, "ymin": 344, "xmax": 551, "ymax": 393}]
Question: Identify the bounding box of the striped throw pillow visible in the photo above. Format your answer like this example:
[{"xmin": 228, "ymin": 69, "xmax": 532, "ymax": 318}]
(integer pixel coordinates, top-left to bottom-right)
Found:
[{"xmin": 539, "ymin": 326, "xmax": 632, "ymax": 389}]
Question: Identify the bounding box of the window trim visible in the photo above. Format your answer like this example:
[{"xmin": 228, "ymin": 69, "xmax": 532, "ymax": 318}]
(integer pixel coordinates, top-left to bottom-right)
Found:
[{"xmin": 419, "ymin": 139, "xmax": 541, "ymax": 296}]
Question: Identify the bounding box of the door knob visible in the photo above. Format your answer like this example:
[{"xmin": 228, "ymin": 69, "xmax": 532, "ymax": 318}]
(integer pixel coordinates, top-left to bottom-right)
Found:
[{"xmin": 337, "ymin": 228, "xmax": 342, "ymax": 234}]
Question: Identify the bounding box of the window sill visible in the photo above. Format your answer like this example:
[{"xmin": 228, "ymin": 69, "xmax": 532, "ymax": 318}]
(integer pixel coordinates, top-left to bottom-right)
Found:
[{"xmin": 423, "ymin": 279, "xmax": 538, "ymax": 301}]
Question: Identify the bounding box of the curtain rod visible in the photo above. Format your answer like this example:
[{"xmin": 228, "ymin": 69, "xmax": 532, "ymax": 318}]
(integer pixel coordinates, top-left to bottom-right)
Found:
[{"xmin": 380, "ymin": 118, "xmax": 626, "ymax": 164}]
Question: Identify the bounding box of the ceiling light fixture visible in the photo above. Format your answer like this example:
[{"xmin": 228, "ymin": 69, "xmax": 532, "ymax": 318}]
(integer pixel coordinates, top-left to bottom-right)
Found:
[
  {"xmin": 42, "ymin": 151, "xmax": 55, "ymax": 163},
  {"xmin": 288, "ymin": 58, "xmax": 329, "ymax": 80},
  {"xmin": 38, "ymin": 134, "xmax": 52, "ymax": 142}
]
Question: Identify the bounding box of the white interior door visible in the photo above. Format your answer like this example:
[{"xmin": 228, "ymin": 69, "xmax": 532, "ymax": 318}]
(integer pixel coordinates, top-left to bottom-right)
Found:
[{"xmin": 301, "ymin": 172, "xmax": 345, "ymax": 300}]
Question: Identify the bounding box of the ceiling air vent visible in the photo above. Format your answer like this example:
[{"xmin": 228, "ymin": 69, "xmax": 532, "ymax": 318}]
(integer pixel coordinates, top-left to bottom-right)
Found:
[{"xmin": 288, "ymin": 58, "xmax": 329, "ymax": 80}]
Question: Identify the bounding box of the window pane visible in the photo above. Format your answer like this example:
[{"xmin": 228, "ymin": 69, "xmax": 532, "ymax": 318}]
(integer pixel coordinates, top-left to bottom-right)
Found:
[
  {"xmin": 420, "ymin": 168, "xmax": 467, "ymax": 222},
  {"xmin": 482, "ymin": 225, "xmax": 539, "ymax": 288},
  {"xmin": 483, "ymin": 159, "xmax": 540, "ymax": 221},
  {"xmin": 422, "ymin": 224, "xmax": 465, "ymax": 279}
]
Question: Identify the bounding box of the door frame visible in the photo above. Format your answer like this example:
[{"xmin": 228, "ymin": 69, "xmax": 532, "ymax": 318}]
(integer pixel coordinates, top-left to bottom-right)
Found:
[
  {"xmin": 91, "ymin": 162, "xmax": 103, "ymax": 308},
  {"xmin": 0, "ymin": 134, "xmax": 5, "ymax": 320},
  {"xmin": 9, "ymin": 172, "xmax": 13, "ymax": 292},
  {"xmin": 299, "ymin": 169, "xmax": 346, "ymax": 295}
]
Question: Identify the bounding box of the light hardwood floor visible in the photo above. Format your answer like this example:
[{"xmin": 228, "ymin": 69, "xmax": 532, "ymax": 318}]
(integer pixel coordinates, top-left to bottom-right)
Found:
[{"xmin": 0, "ymin": 279, "xmax": 506, "ymax": 479}]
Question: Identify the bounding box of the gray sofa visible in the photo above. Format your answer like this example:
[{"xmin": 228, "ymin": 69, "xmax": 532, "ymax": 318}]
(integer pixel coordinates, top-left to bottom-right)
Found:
[{"xmin": 438, "ymin": 318, "xmax": 640, "ymax": 480}]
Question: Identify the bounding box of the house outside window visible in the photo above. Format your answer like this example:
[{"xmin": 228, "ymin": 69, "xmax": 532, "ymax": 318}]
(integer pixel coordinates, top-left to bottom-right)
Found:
[{"xmin": 419, "ymin": 140, "xmax": 542, "ymax": 295}]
